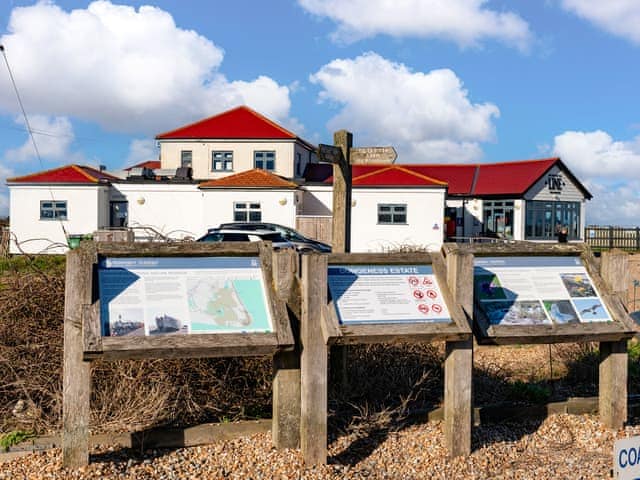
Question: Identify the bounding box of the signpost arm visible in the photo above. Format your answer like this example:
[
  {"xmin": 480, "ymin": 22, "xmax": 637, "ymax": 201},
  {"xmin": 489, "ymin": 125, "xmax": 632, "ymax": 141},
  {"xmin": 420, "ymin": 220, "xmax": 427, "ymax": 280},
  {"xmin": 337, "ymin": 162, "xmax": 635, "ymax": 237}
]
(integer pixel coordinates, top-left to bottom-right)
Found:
[
  {"xmin": 63, "ymin": 244, "xmax": 95, "ymax": 467},
  {"xmin": 599, "ymin": 250, "xmax": 629, "ymax": 429},
  {"xmin": 300, "ymin": 253, "xmax": 328, "ymax": 465},
  {"xmin": 444, "ymin": 250, "xmax": 474, "ymax": 456},
  {"xmin": 272, "ymin": 249, "xmax": 301, "ymax": 449}
]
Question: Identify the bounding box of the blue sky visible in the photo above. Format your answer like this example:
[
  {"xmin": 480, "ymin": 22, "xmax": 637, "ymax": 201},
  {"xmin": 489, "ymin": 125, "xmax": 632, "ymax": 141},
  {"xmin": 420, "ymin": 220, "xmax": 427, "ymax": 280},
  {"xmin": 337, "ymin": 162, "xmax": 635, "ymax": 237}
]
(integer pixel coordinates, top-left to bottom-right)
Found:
[{"xmin": 1, "ymin": 0, "xmax": 640, "ymax": 224}]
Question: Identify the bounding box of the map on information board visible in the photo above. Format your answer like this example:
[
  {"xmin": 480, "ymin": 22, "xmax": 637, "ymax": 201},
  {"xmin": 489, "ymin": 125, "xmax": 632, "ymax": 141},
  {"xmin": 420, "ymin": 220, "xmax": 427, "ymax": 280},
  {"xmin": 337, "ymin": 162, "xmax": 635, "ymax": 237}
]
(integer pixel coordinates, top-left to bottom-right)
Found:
[
  {"xmin": 474, "ymin": 256, "xmax": 612, "ymax": 326},
  {"xmin": 327, "ymin": 264, "xmax": 451, "ymax": 325},
  {"xmin": 98, "ymin": 257, "xmax": 273, "ymax": 336}
]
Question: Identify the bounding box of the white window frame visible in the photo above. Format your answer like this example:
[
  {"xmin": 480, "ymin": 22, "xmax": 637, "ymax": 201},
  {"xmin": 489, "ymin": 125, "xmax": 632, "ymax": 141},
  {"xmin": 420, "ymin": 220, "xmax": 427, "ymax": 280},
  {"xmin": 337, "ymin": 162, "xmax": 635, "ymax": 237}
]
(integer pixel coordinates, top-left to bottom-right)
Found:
[
  {"xmin": 212, "ymin": 151, "xmax": 233, "ymax": 171},
  {"xmin": 234, "ymin": 202, "xmax": 262, "ymax": 222},
  {"xmin": 40, "ymin": 200, "xmax": 68, "ymax": 220},
  {"xmin": 377, "ymin": 204, "xmax": 407, "ymax": 224}
]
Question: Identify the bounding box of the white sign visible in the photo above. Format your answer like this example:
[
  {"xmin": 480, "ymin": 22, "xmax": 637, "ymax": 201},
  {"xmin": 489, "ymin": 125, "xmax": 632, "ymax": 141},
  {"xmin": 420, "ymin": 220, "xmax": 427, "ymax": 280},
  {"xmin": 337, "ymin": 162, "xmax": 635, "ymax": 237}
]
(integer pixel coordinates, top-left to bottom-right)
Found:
[
  {"xmin": 614, "ymin": 436, "xmax": 640, "ymax": 479},
  {"xmin": 350, "ymin": 146, "xmax": 397, "ymax": 164},
  {"xmin": 327, "ymin": 264, "xmax": 451, "ymax": 324}
]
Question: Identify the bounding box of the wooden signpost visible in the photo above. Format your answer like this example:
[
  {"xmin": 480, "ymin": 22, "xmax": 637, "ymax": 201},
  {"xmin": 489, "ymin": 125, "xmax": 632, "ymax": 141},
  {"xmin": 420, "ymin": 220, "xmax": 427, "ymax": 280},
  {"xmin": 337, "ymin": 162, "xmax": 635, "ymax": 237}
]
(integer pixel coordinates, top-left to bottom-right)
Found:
[
  {"xmin": 63, "ymin": 241, "xmax": 295, "ymax": 467},
  {"xmin": 443, "ymin": 242, "xmax": 637, "ymax": 430},
  {"xmin": 350, "ymin": 146, "xmax": 397, "ymax": 165}
]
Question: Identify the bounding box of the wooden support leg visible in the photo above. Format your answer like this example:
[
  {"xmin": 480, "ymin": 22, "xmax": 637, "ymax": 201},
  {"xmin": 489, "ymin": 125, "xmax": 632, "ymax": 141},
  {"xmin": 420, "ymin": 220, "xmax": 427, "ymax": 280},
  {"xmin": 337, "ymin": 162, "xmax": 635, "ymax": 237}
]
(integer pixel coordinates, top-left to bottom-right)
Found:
[
  {"xmin": 599, "ymin": 339, "xmax": 627, "ymax": 430},
  {"xmin": 444, "ymin": 338, "xmax": 473, "ymax": 457},
  {"xmin": 62, "ymin": 249, "xmax": 93, "ymax": 468},
  {"xmin": 300, "ymin": 254, "xmax": 328, "ymax": 465},
  {"xmin": 272, "ymin": 351, "xmax": 301, "ymax": 449}
]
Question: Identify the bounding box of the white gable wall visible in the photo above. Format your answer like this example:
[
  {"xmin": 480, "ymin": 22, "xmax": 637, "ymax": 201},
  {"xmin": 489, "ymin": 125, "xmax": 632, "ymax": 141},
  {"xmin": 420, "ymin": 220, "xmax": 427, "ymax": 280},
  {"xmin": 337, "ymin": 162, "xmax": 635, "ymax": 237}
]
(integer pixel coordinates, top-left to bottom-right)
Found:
[
  {"xmin": 9, "ymin": 185, "xmax": 105, "ymax": 254},
  {"xmin": 524, "ymin": 165, "xmax": 585, "ymax": 202}
]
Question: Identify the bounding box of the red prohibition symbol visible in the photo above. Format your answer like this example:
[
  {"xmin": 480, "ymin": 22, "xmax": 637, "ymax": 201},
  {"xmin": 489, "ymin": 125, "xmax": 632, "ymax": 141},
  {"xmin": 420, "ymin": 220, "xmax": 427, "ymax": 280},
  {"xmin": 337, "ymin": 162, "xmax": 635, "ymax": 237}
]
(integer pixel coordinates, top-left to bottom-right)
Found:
[
  {"xmin": 426, "ymin": 290, "xmax": 438, "ymax": 299},
  {"xmin": 432, "ymin": 304, "xmax": 442, "ymax": 314},
  {"xmin": 413, "ymin": 289, "xmax": 424, "ymax": 299},
  {"xmin": 408, "ymin": 276, "xmax": 419, "ymax": 286},
  {"xmin": 418, "ymin": 304, "xmax": 430, "ymax": 314},
  {"xmin": 422, "ymin": 277, "xmax": 433, "ymax": 285}
]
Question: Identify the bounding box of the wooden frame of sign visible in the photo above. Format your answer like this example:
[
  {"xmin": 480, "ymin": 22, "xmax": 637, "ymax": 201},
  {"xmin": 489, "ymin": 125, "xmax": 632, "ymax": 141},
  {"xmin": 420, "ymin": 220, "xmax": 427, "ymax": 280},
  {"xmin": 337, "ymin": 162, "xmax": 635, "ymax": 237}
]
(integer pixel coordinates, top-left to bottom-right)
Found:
[
  {"xmin": 63, "ymin": 241, "xmax": 294, "ymax": 468},
  {"xmin": 442, "ymin": 241, "xmax": 636, "ymax": 431},
  {"xmin": 442, "ymin": 242, "xmax": 636, "ymax": 345},
  {"xmin": 298, "ymin": 251, "xmax": 473, "ymax": 465}
]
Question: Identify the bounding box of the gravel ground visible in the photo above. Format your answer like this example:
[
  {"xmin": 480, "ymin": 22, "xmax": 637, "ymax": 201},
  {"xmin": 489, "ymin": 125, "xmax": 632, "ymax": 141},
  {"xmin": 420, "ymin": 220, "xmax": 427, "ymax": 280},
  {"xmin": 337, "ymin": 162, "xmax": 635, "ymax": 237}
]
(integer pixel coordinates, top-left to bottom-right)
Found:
[{"xmin": 0, "ymin": 414, "xmax": 629, "ymax": 479}]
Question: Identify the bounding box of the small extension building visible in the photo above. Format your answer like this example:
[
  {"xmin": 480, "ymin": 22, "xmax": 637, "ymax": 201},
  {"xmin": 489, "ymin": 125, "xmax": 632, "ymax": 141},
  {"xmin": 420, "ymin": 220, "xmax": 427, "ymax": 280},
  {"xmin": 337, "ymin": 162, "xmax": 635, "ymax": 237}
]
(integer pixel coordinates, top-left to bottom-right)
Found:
[{"xmin": 6, "ymin": 106, "xmax": 591, "ymax": 254}]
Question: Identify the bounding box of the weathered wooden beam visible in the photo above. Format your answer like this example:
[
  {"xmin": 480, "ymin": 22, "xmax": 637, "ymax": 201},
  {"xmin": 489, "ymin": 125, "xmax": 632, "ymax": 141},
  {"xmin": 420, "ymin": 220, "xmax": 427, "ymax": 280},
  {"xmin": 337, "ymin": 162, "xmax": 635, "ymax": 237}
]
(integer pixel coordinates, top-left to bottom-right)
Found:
[
  {"xmin": 599, "ymin": 340, "xmax": 628, "ymax": 429},
  {"xmin": 300, "ymin": 253, "xmax": 328, "ymax": 465},
  {"xmin": 272, "ymin": 249, "xmax": 301, "ymax": 450},
  {"xmin": 63, "ymin": 244, "xmax": 96, "ymax": 468},
  {"xmin": 331, "ymin": 130, "xmax": 352, "ymax": 254}
]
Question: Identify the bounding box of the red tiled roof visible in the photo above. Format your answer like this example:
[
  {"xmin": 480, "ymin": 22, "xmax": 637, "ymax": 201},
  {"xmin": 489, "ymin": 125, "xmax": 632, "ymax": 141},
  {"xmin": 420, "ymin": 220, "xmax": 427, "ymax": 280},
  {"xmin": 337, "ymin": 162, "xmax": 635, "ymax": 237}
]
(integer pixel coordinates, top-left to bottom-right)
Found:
[
  {"xmin": 199, "ymin": 169, "xmax": 298, "ymax": 189},
  {"xmin": 124, "ymin": 160, "xmax": 161, "ymax": 171},
  {"xmin": 156, "ymin": 106, "xmax": 314, "ymax": 150},
  {"xmin": 304, "ymin": 157, "xmax": 590, "ymax": 198},
  {"xmin": 351, "ymin": 165, "xmax": 447, "ymax": 187},
  {"xmin": 7, "ymin": 164, "xmax": 119, "ymax": 184}
]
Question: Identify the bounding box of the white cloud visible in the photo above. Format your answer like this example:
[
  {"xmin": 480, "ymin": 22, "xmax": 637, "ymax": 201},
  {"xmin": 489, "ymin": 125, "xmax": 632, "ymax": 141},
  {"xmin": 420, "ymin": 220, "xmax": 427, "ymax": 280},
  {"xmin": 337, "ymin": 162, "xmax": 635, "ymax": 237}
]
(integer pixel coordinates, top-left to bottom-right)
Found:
[
  {"xmin": 552, "ymin": 129, "xmax": 640, "ymax": 226},
  {"xmin": 561, "ymin": 0, "xmax": 640, "ymax": 45},
  {"xmin": 0, "ymin": 1, "xmax": 297, "ymax": 133},
  {"xmin": 4, "ymin": 115, "xmax": 81, "ymax": 163},
  {"xmin": 298, "ymin": 0, "xmax": 532, "ymax": 50},
  {"xmin": 310, "ymin": 52, "xmax": 499, "ymax": 162},
  {"xmin": 124, "ymin": 138, "xmax": 157, "ymax": 168}
]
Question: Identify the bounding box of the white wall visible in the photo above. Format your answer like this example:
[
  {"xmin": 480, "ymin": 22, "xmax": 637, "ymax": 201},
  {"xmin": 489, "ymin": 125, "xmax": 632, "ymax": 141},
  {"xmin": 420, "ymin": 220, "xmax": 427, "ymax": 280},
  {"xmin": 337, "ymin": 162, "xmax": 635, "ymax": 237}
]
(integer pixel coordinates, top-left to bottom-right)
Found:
[
  {"xmin": 113, "ymin": 183, "xmax": 203, "ymax": 240},
  {"xmin": 201, "ymin": 189, "xmax": 298, "ymax": 236},
  {"xmin": 9, "ymin": 185, "xmax": 105, "ymax": 254},
  {"xmin": 525, "ymin": 165, "xmax": 585, "ymax": 202},
  {"xmin": 350, "ymin": 188, "xmax": 446, "ymax": 252},
  {"xmin": 159, "ymin": 139, "xmax": 305, "ymax": 180},
  {"xmin": 300, "ymin": 186, "xmax": 333, "ymax": 216}
]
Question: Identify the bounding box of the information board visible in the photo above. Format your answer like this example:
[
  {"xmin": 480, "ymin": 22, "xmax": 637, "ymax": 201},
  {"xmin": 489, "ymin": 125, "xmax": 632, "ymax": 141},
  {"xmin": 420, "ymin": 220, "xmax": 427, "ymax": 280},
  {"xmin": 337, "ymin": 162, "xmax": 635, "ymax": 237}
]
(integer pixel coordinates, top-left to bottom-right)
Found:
[
  {"xmin": 474, "ymin": 256, "xmax": 612, "ymax": 326},
  {"xmin": 98, "ymin": 257, "xmax": 273, "ymax": 336},
  {"xmin": 327, "ymin": 264, "xmax": 451, "ymax": 325}
]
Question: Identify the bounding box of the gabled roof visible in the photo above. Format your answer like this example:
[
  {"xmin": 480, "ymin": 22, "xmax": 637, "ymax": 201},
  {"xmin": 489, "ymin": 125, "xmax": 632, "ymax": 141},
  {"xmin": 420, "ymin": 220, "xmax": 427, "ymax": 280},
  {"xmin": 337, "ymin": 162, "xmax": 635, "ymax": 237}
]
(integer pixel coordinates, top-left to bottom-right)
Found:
[
  {"xmin": 7, "ymin": 164, "xmax": 119, "ymax": 184},
  {"xmin": 304, "ymin": 157, "xmax": 591, "ymax": 198},
  {"xmin": 198, "ymin": 168, "xmax": 298, "ymax": 189},
  {"xmin": 155, "ymin": 106, "xmax": 315, "ymax": 149},
  {"xmin": 124, "ymin": 160, "xmax": 161, "ymax": 171},
  {"xmin": 352, "ymin": 165, "xmax": 447, "ymax": 187}
]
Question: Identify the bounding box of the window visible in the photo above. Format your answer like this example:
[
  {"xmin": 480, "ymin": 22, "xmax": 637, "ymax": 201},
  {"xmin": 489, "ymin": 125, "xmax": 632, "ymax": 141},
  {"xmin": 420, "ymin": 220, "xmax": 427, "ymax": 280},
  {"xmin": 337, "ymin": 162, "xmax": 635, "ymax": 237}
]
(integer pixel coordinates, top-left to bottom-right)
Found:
[
  {"xmin": 181, "ymin": 150, "xmax": 192, "ymax": 168},
  {"xmin": 378, "ymin": 204, "xmax": 407, "ymax": 224},
  {"xmin": 212, "ymin": 151, "xmax": 233, "ymax": 171},
  {"xmin": 254, "ymin": 151, "xmax": 275, "ymax": 171},
  {"xmin": 483, "ymin": 200, "xmax": 514, "ymax": 239},
  {"xmin": 234, "ymin": 202, "xmax": 262, "ymax": 222},
  {"xmin": 295, "ymin": 152, "xmax": 302, "ymax": 176},
  {"xmin": 40, "ymin": 200, "xmax": 67, "ymax": 220},
  {"xmin": 525, "ymin": 201, "xmax": 581, "ymax": 240}
]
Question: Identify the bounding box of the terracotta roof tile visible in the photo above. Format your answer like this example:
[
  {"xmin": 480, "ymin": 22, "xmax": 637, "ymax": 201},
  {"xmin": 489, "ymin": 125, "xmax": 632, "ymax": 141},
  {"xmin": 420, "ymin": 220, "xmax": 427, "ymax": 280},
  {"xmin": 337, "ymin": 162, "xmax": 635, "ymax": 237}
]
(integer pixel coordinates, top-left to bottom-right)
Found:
[
  {"xmin": 7, "ymin": 164, "xmax": 119, "ymax": 184},
  {"xmin": 124, "ymin": 160, "xmax": 161, "ymax": 171},
  {"xmin": 199, "ymin": 169, "xmax": 298, "ymax": 189}
]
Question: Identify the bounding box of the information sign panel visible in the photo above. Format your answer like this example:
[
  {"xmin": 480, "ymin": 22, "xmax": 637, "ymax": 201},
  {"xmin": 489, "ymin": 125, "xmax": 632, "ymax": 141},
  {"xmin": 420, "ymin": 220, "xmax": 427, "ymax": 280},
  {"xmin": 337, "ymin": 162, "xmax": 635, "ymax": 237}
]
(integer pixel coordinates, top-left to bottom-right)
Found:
[
  {"xmin": 614, "ymin": 436, "xmax": 640, "ymax": 479},
  {"xmin": 474, "ymin": 256, "xmax": 612, "ymax": 326},
  {"xmin": 99, "ymin": 256, "xmax": 273, "ymax": 336},
  {"xmin": 328, "ymin": 264, "xmax": 451, "ymax": 325}
]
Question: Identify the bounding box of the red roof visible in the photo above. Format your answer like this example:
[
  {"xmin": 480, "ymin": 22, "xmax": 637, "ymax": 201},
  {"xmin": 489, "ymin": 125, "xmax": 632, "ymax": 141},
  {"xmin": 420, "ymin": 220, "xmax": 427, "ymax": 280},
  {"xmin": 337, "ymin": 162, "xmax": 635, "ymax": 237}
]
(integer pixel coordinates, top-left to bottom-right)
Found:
[
  {"xmin": 305, "ymin": 157, "xmax": 590, "ymax": 198},
  {"xmin": 156, "ymin": 106, "xmax": 313, "ymax": 148},
  {"xmin": 7, "ymin": 164, "xmax": 119, "ymax": 184},
  {"xmin": 351, "ymin": 165, "xmax": 447, "ymax": 187},
  {"xmin": 199, "ymin": 169, "xmax": 298, "ymax": 189},
  {"xmin": 124, "ymin": 160, "xmax": 161, "ymax": 171}
]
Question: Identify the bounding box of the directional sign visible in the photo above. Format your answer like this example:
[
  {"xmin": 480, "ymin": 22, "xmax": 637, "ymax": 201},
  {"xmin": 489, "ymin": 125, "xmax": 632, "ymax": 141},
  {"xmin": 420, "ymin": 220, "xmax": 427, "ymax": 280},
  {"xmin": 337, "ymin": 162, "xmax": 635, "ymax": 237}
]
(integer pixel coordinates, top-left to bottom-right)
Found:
[
  {"xmin": 614, "ymin": 436, "xmax": 640, "ymax": 479},
  {"xmin": 350, "ymin": 146, "xmax": 397, "ymax": 165},
  {"xmin": 317, "ymin": 143, "xmax": 344, "ymax": 164}
]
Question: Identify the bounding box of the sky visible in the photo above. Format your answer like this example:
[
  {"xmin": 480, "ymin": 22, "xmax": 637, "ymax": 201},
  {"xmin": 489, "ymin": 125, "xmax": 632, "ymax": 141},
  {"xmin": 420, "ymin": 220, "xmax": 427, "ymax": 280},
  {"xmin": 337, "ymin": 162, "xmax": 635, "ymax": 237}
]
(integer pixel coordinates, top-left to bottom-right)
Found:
[{"xmin": 0, "ymin": 0, "xmax": 639, "ymax": 225}]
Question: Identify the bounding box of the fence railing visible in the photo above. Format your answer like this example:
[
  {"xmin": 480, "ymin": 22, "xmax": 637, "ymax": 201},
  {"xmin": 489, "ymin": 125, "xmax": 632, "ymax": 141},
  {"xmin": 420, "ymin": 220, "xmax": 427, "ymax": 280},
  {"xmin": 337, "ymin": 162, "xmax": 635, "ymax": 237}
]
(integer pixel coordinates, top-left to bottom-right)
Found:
[
  {"xmin": 585, "ymin": 226, "xmax": 640, "ymax": 251},
  {"xmin": 296, "ymin": 215, "xmax": 332, "ymax": 244}
]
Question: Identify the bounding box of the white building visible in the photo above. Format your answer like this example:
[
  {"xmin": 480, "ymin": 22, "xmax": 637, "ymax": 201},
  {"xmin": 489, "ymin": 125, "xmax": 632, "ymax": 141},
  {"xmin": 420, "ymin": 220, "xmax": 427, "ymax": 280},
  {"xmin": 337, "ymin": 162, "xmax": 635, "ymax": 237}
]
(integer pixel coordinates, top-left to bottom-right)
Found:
[{"xmin": 6, "ymin": 106, "xmax": 590, "ymax": 254}]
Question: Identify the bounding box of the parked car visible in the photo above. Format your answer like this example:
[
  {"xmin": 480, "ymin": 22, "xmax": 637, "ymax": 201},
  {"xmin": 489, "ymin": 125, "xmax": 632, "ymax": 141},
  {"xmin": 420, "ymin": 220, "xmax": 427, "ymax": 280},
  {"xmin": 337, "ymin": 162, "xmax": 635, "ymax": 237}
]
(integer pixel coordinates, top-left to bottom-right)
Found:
[
  {"xmin": 196, "ymin": 228, "xmax": 294, "ymax": 250},
  {"xmin": 217, "ymin": 222, "xmax": 332, "ymax": 252}
]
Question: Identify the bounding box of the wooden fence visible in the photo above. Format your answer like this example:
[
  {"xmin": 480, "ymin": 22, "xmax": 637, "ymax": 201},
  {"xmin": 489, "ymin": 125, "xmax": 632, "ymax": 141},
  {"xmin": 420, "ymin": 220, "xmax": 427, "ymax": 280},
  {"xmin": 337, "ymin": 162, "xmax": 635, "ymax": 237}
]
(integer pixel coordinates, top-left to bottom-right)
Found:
[
  {"xmin": 585, "ymin": 226, "xmax": 640, "ymax": 251},
  {"xmin": 0, "ymin": 227, "xmax": 9, "ymax": 258},
  {"xmin": 296, "ymin": 216, "xmax": 332, "ymax": 245}
]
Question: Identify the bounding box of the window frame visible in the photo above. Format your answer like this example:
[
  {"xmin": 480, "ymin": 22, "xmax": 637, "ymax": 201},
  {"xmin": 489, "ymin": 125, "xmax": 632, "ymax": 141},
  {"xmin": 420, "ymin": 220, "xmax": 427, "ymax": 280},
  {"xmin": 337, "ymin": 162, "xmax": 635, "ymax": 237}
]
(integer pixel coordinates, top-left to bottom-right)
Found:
[
  {"xmin": 253, "ymin": 150, "xmax": 276, "ymax": 171},
  {"xmin": 524, "ymin": 200, "xmax": 581, "ymax": 241},
  {"xmin": 211, "ymin": 151, "xmax": 234, "ymax": 172},
  {"xmin": 377, "ymin": 203, "xmax": 407, "ymax": 225},
  {"xmin": 233, "ymin": 202, "xmax": 262, "ymax": 222},
  {"xmin": 40, "ymin": 200, "xmax": 68, "ymax": 220}
]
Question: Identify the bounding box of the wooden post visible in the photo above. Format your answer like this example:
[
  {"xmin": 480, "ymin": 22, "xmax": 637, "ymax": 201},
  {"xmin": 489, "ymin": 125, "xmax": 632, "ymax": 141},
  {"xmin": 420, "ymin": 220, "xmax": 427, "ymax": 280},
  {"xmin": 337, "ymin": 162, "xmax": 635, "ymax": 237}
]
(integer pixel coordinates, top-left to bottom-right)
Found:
[
  {"xmin": 444, "ymin": 250, "xmax": 474, "ymax": 456},
  {"xmin": 63, "ymin": 245, "xmax": 95, "ymax": 467},
  {"xmin": 272, "ymin": 249, "xmax": 301, "ymax": 449},
  {"xmin": 599, "ymin": 249, "xmax": 628, "ymax": 429},
  {"xmin": 300, "ymin": 253, "xmax": 328, "ymax": 465}
]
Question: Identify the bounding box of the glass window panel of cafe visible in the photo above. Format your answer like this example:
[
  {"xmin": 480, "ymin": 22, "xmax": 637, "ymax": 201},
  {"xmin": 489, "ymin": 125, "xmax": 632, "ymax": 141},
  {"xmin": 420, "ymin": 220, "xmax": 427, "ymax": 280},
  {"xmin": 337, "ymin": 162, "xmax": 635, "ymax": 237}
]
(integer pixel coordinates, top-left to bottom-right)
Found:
[
  {"xmin": 525, "ymin": 201, "xmax": 581, "ymax": 240},
  {"xmin": 483, "ymin": 200, "xmax": 514, "ymax": 239}
]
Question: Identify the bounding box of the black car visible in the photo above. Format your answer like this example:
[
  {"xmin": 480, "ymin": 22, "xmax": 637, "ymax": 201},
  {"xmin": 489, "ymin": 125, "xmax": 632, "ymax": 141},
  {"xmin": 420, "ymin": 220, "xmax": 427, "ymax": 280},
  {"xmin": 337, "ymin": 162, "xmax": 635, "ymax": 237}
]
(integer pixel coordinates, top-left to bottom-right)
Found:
[{"xmin": 217, "ymin": 222, "xmax": 332, "ymax": 252}]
